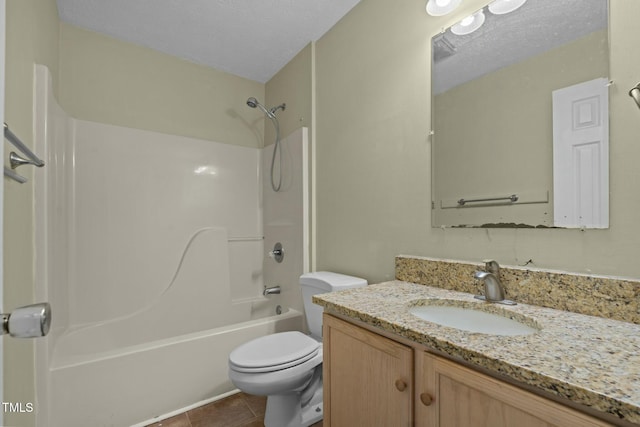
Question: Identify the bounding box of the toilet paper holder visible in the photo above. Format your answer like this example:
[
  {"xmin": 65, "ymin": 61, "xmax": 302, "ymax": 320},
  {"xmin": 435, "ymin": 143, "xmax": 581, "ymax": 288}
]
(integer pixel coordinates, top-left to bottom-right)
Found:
[{"xmin": 1, "ymin": 302, "xmax": 52, "ymax": 338}]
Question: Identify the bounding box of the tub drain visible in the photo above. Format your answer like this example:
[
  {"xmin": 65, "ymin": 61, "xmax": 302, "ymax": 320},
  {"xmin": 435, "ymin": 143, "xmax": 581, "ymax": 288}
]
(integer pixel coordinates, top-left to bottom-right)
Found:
[{"xmin": 276, "ymin": 305, "xmax": 282, "ymax": 315}]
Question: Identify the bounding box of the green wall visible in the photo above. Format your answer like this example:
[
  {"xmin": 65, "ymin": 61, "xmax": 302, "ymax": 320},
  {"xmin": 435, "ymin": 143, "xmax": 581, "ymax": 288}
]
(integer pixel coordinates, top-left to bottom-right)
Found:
[
  {"xmin": 5, "ymin": 1, "xmax": 640, "ymax": 425},
  {"xmin": 312, "ymin": 0, "xmax": 640, "ymax": 283},
  {"xmin": 59, "ymin": 23, "xmax": 265, "ymax": 148},
  {"xmin": 265, "ymin": 42, "xmax": 313, "ymax": 147},
  {"xmin": 4, "ymin": 7, "xmax": 269, "ymax": 426},
  {"xmin": 4, "ymin": 2, "xmax": 59, "ymax": 425},
  {"xmin": 314, "ymin": 0, "xmax": 432, "ymax": 280}
]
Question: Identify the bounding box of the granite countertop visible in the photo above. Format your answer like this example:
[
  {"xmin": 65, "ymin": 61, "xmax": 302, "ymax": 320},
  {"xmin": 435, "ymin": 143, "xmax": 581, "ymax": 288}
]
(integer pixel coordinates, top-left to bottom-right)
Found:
[{"xmin": 313, "ymin": 281, "xmax": 640, "ymax": 425}]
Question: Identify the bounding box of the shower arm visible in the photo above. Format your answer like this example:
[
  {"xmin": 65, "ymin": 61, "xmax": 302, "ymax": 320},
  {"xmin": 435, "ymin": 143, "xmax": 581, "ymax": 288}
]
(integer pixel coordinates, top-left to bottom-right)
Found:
[
  {"xmin": 256, "ymin": 103, "xmax": 275, "ymax": 119},
  {"xmin": 269, "ymin": 104, "xmax": 286, "ymax": 116}
]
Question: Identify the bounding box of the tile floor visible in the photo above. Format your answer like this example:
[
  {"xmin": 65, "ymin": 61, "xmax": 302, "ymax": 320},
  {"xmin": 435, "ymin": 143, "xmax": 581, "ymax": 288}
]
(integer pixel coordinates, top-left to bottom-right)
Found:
[{"xmin": 144, "ymin": 392, "xmax": 323, "ymax": 427}]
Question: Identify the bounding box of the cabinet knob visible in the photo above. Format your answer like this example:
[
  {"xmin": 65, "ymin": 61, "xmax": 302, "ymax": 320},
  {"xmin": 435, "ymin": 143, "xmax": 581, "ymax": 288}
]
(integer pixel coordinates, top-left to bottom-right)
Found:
[
  {"xmin": 395, "ymin": 379, "xmax": 407, "ymax": 392},
  {"xmin": 420, "ymin": 392, "xmax": 433, "ymax": 406}
]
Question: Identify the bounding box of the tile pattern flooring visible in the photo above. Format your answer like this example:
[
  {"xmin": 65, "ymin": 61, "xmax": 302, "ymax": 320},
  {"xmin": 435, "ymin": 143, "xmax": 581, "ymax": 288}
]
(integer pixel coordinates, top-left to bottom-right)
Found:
[{"xmin": 145, "ymin": 392, "xmax": 323, "ymax": 427}]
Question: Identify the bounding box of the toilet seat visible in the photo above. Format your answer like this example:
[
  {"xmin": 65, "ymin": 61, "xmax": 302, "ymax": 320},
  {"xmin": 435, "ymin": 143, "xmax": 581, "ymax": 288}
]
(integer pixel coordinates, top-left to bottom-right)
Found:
[{"xmin": 229, "ymin": 331, "xmax": 320, "ymax": 374}]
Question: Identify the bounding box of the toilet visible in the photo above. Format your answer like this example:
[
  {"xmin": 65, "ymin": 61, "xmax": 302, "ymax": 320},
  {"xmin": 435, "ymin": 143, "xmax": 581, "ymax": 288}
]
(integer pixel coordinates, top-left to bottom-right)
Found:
[{"xmin": 228, "ymin": 271, "xmax": 367, "ymax": 427}]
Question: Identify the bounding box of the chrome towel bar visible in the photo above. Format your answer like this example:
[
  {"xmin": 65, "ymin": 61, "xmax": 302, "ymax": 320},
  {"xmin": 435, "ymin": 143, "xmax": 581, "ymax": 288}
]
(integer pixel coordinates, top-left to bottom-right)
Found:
[
  {"xmin": 3, "ymin": 166, "xmax": 27, "ymax": 184},
  {"xmin": 227, "ymin": 236, "xmax": 264, "ymax": 242},
  {"xmin": 458, "ymin": 194, "xmax": 519, "ymax": 206}
]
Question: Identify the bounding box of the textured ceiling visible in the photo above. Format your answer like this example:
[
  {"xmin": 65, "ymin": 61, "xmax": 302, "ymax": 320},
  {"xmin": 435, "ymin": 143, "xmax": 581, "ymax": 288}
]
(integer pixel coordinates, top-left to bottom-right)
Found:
[
  {"xmin": 433, "ymin": 0, "xmax": 608, "ymax": 94},
  {"xmin": 56, "ymin": 0, "xmax": 361, "ymax": 83}
]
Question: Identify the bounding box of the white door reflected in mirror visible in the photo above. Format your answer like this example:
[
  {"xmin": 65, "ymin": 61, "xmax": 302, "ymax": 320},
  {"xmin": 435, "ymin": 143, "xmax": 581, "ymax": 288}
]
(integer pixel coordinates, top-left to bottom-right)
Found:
[{"xmin": 552, "ymin": 78, "xmax": 609, "ymax": 229}]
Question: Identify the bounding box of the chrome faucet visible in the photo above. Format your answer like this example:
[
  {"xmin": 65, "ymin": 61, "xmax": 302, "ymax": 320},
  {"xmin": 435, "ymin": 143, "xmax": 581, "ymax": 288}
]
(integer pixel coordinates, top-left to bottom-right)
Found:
[
  {"xmin": 263, "ymin": 285, "xmax": 281, "ymax": 296},
  {"xmin": 473, "ymin": 260, "xmax": 516, "ymax": 305}
]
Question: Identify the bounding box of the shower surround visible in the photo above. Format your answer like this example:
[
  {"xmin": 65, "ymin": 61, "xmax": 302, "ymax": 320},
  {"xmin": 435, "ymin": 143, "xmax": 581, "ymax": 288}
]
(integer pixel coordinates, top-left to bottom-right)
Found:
[{"xmin": 32, "ymin": 65, "xmax": 309, "ymax": 427}]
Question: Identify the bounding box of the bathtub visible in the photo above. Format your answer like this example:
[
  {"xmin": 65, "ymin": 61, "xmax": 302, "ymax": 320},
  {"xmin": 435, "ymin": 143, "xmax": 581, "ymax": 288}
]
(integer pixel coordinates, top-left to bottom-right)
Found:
[
  {"xmin": 48, "ymin": 302, "xmax": 303, "ymax": 427},
  {"xmin": 32, "ymin": 64, "xmax": 310, "ymax": 427},
  {"xmin": 41, "ymin": 226, "xmax": 304, "ymax": 427}
]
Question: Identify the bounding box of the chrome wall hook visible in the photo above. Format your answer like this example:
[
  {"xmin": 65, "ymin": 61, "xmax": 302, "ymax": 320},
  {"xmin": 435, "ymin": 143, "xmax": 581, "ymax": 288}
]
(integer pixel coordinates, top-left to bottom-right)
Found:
[
  {"xmin": 10, "ymin": 151, "xmax": 45, "ymax": 170},
  {"xmin": 4, "ymin": 123, "xmax": 45, "ymax": 182},
  {"xmin": 629, "ymin": 83, "xmax": 640, "ymax": 110}
]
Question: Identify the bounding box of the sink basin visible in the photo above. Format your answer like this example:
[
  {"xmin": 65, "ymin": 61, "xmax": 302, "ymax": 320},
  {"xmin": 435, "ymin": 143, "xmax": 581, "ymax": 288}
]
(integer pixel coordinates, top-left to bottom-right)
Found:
[{"xmin": 409, "ymin": 302, "xmax": 539, "ymax": 336}]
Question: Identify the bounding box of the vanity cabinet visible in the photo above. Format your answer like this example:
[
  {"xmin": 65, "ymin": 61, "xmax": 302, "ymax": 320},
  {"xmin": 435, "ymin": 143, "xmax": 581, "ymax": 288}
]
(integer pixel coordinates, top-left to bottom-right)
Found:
[
  {"xmin": 416, "ymin": 351, "xmax": 613, "ymax": 427},
  {"xmin": 322, "ymin": 313, "xmax": 413, "ymax": 427},
  {"xmin": 323, "ymin": 313, "xmax": 614, "ymax": 427}
]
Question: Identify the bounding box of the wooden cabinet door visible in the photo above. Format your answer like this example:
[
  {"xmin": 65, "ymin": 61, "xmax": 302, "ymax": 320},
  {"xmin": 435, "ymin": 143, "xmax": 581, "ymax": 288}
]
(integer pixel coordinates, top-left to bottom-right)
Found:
[
  {"xmin": 416, "ymin": 352, "xmax": 614, "ymax": 427},
  {"xmin": 323, "ymin": 314, "xmax": 413, "ymax": 427}
]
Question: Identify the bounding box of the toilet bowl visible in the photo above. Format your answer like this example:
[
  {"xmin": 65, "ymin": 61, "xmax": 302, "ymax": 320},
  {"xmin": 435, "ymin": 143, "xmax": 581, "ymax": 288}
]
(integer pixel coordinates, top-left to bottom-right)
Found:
[
  {"xmin": 229, "ymin": 331, "xmax": 323, "ymax": 427},
  {"xmin": 228, "ymin": 271, "xmax": 367, "ymax": 427}
]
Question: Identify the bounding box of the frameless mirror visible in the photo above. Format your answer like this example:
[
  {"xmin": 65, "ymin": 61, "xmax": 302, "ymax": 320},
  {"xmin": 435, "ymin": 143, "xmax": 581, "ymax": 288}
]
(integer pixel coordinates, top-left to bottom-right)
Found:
[{"xmin": 431, "ymin": 0, "xmax": 609, "ymax": 228}]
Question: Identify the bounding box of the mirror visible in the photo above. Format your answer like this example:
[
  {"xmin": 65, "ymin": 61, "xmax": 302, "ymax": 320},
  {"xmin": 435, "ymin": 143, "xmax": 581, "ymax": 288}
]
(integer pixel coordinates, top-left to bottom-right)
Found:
[{"xmin": 431, "ymin": 0, "xmax": 609, "ymax": 228}]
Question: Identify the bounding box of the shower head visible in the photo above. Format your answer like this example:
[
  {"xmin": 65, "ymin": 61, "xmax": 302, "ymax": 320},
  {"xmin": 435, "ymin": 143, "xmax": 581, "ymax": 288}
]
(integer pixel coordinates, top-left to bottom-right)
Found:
[
  {"xmin": 246, "ymin": 96, "xmax": 272, "ymax": 118},
  {"xmin": 246, "ymin": 97, "xmax": 285, "ymax": 119},
  {"xmin": 246, "ymin": 96, "xmax": 287, "ymax": 192}
]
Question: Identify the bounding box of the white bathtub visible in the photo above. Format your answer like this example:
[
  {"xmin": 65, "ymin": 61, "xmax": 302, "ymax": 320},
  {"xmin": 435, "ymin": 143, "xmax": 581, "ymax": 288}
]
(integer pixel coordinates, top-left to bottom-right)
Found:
[
  {"xmin": 49, "ymin": 304, "xmax": 303, "ymax": 427},
  {"xmin": 32, "ymin": 64, "xmax": 310, "ymax": 427}
]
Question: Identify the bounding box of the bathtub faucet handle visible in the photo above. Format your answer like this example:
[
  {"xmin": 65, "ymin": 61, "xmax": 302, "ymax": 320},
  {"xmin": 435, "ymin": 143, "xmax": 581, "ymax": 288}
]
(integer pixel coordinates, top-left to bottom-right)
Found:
[{"xmin": 268, "ymin": 242, "xmax": 284, "ymax": 263}]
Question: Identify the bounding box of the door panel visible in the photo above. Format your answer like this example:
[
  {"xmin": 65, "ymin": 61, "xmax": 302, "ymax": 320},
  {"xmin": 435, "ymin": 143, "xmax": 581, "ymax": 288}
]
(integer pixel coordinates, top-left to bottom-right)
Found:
[
  {"xmin": 418, "ymin": 352, "xmax": 613, "ymax": 427},
  {"xmin": 323, "ymin": 314, "xmax": 413, "ymax": 427},
  {"xmin": 552, "ymin": 77, "xmax": 609, "ymax": 228}
]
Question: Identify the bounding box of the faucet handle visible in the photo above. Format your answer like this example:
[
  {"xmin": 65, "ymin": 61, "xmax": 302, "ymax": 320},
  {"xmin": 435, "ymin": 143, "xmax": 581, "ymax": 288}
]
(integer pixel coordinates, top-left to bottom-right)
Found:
[
  {"xmin": 482, "ymin": 259, "xmax": 500, "ymax": 275},
  {"xmin": 473, "ymin": 270, "xmax": 490, "ymax": 280}
]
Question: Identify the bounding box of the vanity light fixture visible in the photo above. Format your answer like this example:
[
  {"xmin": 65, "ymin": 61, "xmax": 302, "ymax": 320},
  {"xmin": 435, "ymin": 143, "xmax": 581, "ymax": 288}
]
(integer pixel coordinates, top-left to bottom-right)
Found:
[
  {"xmin": 426, "ymin": 0, "xmax": 462, "ymax": 17},
  {"xmin": 451, "ymin": 9, "xmax": 486, "ymax": 35},
  {"xmin": 488, "ymin": 0, "xmax": 527, "ymax": 15}
]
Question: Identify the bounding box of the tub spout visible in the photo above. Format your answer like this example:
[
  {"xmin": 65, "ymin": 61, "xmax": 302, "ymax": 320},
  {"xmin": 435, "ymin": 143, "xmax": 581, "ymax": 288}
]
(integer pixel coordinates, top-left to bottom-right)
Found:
[{"xmin": 263, "ymin": 286, "xmax": 281, "ymax": 296}]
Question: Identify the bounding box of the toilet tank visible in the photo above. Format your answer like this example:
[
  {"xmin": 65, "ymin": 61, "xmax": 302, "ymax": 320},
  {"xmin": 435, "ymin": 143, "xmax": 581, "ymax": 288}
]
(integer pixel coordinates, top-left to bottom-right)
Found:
[{"xmin": 300, "ymin": 271, "xmax": 367, "ymax": 339}]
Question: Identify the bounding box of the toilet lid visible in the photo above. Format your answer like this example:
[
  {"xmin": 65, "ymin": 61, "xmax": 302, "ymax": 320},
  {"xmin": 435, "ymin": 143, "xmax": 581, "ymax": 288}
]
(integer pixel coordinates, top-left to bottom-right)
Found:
[{"xmin": 229, "ymin": 331, "xmax": 320, "ymax": 373}]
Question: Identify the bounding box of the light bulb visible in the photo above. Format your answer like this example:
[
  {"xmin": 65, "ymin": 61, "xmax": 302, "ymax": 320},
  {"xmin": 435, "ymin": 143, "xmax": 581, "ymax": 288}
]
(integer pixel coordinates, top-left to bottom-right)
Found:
[
  {"xmin": 451, "ymin": 9, "xmax": 486, "ymax": 35},
  {"xmin": 459, "ymin": 16, "xmax": 475, "ymax": 27},
  {"xmin": 426, "ymin": 0, "xmax": 462, "ymax": 16},
  {"xmin": 488, "ymin": 0, "xmax": 527, "ymax": 15}
]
